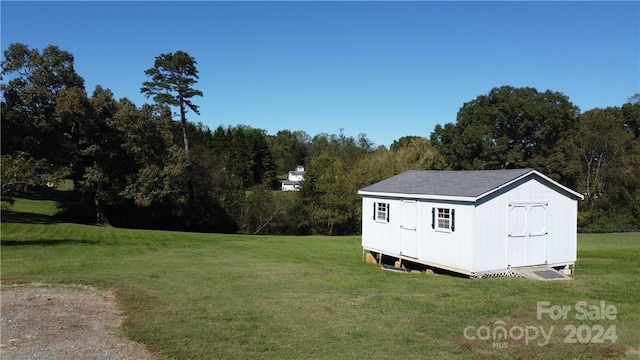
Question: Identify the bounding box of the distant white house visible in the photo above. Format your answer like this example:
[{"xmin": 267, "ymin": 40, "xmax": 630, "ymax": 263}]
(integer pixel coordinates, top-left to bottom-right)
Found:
[
  {"xmin": 358, "ymin": 169, "xmax": 584, "ymax": 278},
  {"xmin": 282, "ymin": 165, "xmax": 305, "ymax": 191}
]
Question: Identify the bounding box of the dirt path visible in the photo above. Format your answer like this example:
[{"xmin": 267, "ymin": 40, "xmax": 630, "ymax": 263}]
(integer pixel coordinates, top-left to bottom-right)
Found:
[{"xmin": 0, "ymin": 284, "xmax": 161, "ymax": 360}]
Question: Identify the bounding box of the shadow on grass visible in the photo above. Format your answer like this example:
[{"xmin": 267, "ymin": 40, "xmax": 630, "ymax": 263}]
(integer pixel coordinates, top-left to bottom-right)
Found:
[
  {"xmin": 0, "ymin": 239, "xmax": 100, "ymax": 246},
  {"xmin": 1, "ymin": 210, "xmax": 60, "ymax": 224},
  {"xmin": 20, "ymin": 187, "xmax": 71, "ymax": 202}
]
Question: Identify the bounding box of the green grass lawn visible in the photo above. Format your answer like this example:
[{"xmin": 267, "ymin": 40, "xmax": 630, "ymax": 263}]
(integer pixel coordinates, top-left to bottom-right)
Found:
[{"xmin": 1, "ymin": 195, "xmax": 639, "ymax": 359}]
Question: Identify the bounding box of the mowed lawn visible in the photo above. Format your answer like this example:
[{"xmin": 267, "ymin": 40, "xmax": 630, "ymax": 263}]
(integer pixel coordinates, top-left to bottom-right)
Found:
[{"xmin": 1, "ymin": 197, "xmax": 639, "ymax": 359}]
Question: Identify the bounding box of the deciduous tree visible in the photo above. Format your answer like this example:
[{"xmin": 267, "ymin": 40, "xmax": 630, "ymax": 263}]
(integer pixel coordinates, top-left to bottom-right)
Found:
[
  {"xmin": 430, "ymin": 86, "xmax": 580, "ymax": 186},
  {"xmin": 0, "ymin": 153, "xmax": 47, "ymax": 209},
  {"xmin": 577, "ymin": 105, "xmax": 640, "ymax": 228},
  {"xmin": 1, "ymin": 43, "xmax": 85, "ymax": 169}
]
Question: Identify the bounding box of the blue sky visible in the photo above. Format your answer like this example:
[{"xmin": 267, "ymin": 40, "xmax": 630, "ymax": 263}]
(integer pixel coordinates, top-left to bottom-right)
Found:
[{"xmin": 2, "ymin": 1, "xmax": 638, "ymax": 148}]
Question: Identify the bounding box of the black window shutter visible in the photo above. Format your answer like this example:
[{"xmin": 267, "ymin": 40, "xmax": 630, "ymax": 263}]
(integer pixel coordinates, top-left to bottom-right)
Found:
[
  {"xmin": 373, "ymin": 202, "xmax": 376, "ymax": 220},
  {"xmin": 386, "ymin": 203, "xmax": 390, "ymax": 222},
  {"xmin": 451, "ymin": 209, "xmax": 455, "ymax": 232},
  {"xmin": 431, "ymin": 208, "xmax": 435, "ymax": 229}
]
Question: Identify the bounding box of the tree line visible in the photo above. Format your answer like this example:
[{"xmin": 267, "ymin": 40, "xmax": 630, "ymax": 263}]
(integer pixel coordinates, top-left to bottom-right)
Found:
[{"xmin": 2, "ymin": 44, "xmax": 639, "ymax": 234}]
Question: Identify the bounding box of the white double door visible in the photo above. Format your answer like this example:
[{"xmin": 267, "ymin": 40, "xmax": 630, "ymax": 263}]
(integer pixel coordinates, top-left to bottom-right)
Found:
[{"xmin": 508, "ymin": 203, "xmax": 547, "ymax": 267}]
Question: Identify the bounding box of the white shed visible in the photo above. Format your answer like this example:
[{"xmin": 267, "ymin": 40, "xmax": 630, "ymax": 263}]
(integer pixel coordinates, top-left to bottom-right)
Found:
[{"xmin": 358, "ymin": 169, "xmax": 584, "ymax": 277}]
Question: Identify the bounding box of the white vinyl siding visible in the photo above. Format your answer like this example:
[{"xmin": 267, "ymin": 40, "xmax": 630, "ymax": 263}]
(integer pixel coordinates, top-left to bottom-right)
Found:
[{"xmin": 361, "ymin": 172, "xmax": 579, "ymax": 276}]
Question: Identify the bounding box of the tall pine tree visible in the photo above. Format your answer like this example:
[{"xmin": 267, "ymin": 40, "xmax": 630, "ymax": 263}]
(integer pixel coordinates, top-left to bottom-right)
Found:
[{"xmin": 141, "ymin": 51, "xmax": 203, "ymax": 153}]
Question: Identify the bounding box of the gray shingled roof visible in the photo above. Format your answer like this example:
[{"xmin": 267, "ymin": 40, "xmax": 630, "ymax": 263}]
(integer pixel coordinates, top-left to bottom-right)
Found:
[
  {"xmin": 282, "ymin": 180, "xmax": 301, "ymax": 185},
  {"xmin": 359, "ymin": 169, "xmax": 534, "ymax": 198}
]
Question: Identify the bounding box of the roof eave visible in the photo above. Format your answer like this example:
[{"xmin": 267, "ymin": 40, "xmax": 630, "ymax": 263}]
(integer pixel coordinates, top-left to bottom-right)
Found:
[
  {"xmin": 357, "ymin": 190, "xmax": 476, "ymax": 203},
  {"xmin": 474, "ymin": 169, "xmax": 584, "ymax": 201},
  {"xmin": 532, "ymin": 170, "xmax": 584, "ymax": 200}
]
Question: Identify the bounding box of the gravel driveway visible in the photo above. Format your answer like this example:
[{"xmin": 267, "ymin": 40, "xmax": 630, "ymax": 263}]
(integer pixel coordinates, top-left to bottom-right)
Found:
[{"xmin": 1, "ymin": 284, "xmax": 160, "ymax": 360}]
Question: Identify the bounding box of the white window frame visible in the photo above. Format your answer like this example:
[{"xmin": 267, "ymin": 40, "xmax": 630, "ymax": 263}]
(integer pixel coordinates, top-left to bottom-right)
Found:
[
  {"xmin": 374, "ymin": 202, "xmax": 389, "ymax": 223},
  {"xmin": 433, "ymin": 207, "xmax": 455, "ymax": 232}
]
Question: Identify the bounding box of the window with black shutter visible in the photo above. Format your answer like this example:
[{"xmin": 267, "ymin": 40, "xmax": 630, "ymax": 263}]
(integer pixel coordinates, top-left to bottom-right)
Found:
[{"xmin": 374, "ymin": 202, "xmax": 389, "ymax": 223}]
